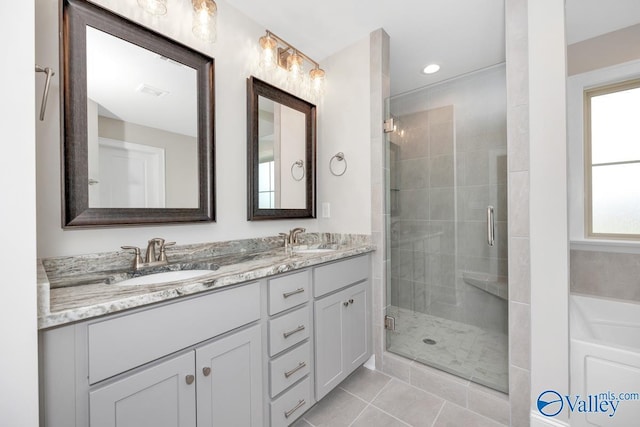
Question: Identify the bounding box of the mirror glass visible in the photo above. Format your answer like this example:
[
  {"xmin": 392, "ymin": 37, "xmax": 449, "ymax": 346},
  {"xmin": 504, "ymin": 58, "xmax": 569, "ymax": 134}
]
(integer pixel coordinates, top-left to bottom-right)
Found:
[
  {"xmin": 248, "ymin": 77, "xmax": 316, "ymax": 220},
  {"xmin": 257, "ymin": 96, "xmax": 306, "ymax": 209},
  {"xmin": 63, "ymin": 0, "xmax": 215, "ymax": 227},
  {"xmin": 86, "ymin": 26, "xmax": 199, "ymax": 209}
]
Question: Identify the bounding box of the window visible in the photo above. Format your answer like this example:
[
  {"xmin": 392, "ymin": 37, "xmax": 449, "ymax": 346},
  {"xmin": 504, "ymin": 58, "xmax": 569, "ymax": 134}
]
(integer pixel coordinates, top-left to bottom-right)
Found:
[
  {"xmin": 258, "ymin": 161, "xmax": 275, "ymax": 208},
  {"xmin": 585, "ymin": 78, "xmax": 640, "ymax": 239}
]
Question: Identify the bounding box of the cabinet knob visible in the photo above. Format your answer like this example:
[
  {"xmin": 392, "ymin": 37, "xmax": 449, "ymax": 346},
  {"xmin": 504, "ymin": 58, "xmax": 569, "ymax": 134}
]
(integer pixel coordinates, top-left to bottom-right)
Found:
[
  {"xmin": 343, "ymin": 301, "xmax": 349, "ymax": 307},
  {"xmin": 349, "ymin": 298, "xmax": 354, "ymax": 304},
  {"xmin": 185, "ymin": 374, "xmax": 195, "ymax": 385},
  {"xmin": 202, "ymin": 367, "xmax": 211, "ymax": 377}
]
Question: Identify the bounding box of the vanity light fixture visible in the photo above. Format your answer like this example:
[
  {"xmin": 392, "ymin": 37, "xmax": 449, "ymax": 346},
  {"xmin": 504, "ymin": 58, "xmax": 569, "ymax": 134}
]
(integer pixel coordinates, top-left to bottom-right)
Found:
[
  {"xmin": 258, "ymin": 30, "xmax": 325, "ymax": 94},
  {"xmin": 137, "ymin": 0, "xmax": 218, "ymax": 43}
]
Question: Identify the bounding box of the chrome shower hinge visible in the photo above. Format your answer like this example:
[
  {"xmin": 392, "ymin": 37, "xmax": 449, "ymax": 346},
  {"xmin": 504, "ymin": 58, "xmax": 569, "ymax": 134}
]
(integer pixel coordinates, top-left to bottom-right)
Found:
[
  {"xmin": 383, "ymin": 118, "xmax": 395, "ymax": 133},
  {"xmin": 384, "ymin": 315, "xmax": 396, "ymax": 331}
]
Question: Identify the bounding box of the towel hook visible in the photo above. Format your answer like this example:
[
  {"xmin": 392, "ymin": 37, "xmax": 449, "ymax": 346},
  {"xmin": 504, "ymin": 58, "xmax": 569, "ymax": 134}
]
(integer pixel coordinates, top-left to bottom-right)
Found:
[
  {"xmin": 291, "ymin": 160, "xmax": 304, "ymax": 181},
  {"xmin": 329, "ymin": 152, "xmax": 347, "ymax": 176},
  {"xmin": 35, "ymin": 65, "xmax": 55, "ymax": 121}
]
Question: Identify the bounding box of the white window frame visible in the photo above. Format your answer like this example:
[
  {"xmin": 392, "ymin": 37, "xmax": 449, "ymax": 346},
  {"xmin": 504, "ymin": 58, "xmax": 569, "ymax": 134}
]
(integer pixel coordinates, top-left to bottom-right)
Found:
[
  {"xmin": 584, "ymin": 78, "xmax": 640, "ymax": 240},
  {"xmin": 567, "ymin": 59, "xmax": 640, "ymax": 253}
]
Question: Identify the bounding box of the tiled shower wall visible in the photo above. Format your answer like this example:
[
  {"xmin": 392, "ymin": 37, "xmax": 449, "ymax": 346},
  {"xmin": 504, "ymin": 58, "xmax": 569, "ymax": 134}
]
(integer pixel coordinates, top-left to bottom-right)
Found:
[
  {"xmin": 506, "ymin": 0, "xmax": 532, "ymax": 425},
  {"xmin": 389, "ymin": 106, "xmax": 456, "ymax": 314}
]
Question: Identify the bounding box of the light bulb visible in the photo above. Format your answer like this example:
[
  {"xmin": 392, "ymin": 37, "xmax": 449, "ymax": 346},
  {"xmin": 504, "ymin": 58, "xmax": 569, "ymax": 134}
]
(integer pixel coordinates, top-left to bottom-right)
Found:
[{"xmin": 192, "ymin": 0, "xmax": 217, "ymax": 43}]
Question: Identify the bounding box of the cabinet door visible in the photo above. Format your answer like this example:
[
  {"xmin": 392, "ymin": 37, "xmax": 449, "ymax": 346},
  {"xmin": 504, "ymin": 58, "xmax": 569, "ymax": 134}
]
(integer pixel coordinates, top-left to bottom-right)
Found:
[
  {"xmin": 196, "ymin": 324, "xmax": 263, "ymax": 427},
  {"xmin": 344, "ymin": 281, "xmax": 369, "ymax": 372},
  {"xmin": 89, "ymin": 352, "xmax": 196, "ymax": 427},
  {"xmin": 314, "ymin": 287, "xmax": 348, "ymax": 400}
]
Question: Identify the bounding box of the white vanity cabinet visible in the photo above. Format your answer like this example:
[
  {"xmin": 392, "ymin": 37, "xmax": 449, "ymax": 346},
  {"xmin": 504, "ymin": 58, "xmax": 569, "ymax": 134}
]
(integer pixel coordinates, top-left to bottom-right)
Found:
[
  {"xmin": 40, "ymin": 282, "xmax": 263, "ymax": 427},
  {"xmin": 89, "ymin": 325, "xmax": 263, "ymax": 427},
  {"xmin": 40, "ymin": 251, "xmax": 373, "ymax": 427},
  {"xmin": 313, "ymin": 255, "xmax": 371, "ymax": 400},
  {"xmin": 265, "ymin": 270, "xmax": 315, "ymax": 427},
  {"xmin": 89, "ymin": 351, "xmax": 196, "ymax": 427}
]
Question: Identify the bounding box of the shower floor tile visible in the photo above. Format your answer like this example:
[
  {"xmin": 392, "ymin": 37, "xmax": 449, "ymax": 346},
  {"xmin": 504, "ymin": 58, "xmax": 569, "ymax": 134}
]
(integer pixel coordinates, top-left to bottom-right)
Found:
[{"xmin": 386, "ymin": 306, "xmax": 508, "ymax": 393}]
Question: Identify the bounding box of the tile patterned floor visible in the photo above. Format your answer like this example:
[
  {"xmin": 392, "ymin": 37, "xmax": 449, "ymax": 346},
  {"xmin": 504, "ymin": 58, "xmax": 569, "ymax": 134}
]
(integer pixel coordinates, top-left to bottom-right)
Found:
[
  {"xmin": 386, "ymin": 306, "xmax": 508, "ymax": 393},
  {"xmin": 293, "ymin": 366, "xmax": 506, "ymax": 427}
]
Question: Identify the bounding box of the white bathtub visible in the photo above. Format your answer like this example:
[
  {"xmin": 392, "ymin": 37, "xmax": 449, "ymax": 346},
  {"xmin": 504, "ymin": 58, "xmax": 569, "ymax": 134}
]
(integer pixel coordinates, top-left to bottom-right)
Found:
[{"xmin": 570, "ymin": 294, "xmax": 640, "ymax": 427}]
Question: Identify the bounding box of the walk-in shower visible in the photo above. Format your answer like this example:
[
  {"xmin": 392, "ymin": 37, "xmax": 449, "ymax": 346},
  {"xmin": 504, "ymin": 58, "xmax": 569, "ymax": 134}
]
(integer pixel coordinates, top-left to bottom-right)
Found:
[{"xmin": 385, "ymin": 64, "xmax": 508, "ymax": 393}]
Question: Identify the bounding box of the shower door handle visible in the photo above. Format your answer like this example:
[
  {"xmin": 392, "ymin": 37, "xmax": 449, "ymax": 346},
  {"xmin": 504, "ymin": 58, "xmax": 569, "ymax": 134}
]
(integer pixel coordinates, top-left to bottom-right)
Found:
[{"xmin": 487, "ymin": 206, "xmax": 495, "ymax": 247}]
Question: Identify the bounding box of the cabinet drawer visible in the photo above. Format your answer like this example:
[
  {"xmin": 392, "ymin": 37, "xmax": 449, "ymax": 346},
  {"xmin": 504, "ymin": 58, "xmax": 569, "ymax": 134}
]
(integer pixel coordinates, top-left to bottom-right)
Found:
[
  {"xmin": 88, "ymin": 282, "xmax": 260, "ymax": 384},
  {"xmin": 269, "ymin": 342, "xmax": 311, "ymax": 398},
  {"xmin": 269, "ymin": 306, "xmax": 310, "ymax": 357},
  {"xmin": 270, "ymin": 377, "xmax": 312, "ymax": 427},
  {"xmin": 268, "ymin": 271, "xmax": 310, "ymax": 316},
  {"xmin": 313, "ymin": 255, "xmax": 369, "ymax": 297}
]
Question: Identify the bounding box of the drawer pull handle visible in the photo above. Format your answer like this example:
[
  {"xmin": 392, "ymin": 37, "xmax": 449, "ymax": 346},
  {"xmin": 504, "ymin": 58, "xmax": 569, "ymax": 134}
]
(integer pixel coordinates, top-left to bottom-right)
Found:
[
  {"xmin": 185, "ymin": 374, "xmax": 195, "ymax": 385},
  {"xmin": 283, "ymin": 325, "xmax": 305, "ymax": 338},
  {"xmin": 284, "ymin": 399, "xmax": 306, "ymax": 418},
  {"xmin": 202, "ymin": 367, "xmax": 211, "ymax": 377},
  {"xmin": 283, "ymin": 287, "xmax": 305, "ymax": 298},
  {"xmin": 284, "ymin": 361, "xmax": 307, "ymax": 378}
]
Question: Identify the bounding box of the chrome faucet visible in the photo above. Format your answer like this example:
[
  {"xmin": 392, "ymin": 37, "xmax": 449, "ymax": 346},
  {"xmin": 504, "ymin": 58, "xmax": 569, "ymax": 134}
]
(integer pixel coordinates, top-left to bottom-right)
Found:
[{"xmin": 122, "ymin": 238, "xmax": 176, "ymax": 270}]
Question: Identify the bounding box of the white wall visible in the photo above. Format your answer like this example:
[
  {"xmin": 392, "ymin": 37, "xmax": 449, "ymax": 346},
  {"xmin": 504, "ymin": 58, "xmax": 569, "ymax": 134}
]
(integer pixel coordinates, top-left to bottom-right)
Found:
[
  {"xmin": 36, "ymin": 0, "xmax": 373, "ymax": 257},
  {"xmin": 528, "ymin": 0, "xmax": 569, "ymax": 424},
  {"xmin": 317, "ymin": 36, "xmax": 372, "ymax": 233},
  {"xmin": 0, "ymin": 0, "xmax": 39, "ymax": 424}
]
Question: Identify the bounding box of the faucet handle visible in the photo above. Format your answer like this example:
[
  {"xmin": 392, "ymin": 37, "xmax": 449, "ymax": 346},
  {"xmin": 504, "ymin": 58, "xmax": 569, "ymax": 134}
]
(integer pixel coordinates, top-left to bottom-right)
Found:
[
  {"xmin": 121, "ymin": 246, "xmax": 143, "ymax": 270},
  {"xmin": 279, "ymin": 233, "xmax": 290, "ymax": 249},
  {"xmin": 158, "ymin": 241, "xmax": 176, "ymax": 262}
]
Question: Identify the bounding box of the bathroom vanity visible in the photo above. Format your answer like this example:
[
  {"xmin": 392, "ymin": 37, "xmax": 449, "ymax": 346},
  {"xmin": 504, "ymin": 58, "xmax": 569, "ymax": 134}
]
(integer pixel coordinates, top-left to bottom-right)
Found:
[{"xmin": 38, "ymin": 236, "xmax": 372, "ymax": 427}]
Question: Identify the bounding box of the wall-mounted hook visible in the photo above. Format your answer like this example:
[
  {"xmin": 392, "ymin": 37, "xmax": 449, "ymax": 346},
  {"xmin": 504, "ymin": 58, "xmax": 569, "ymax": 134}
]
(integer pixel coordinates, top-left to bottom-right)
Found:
[{"xmin": 35, "ymin": 65, "xmax": 55, "ymax": 121}]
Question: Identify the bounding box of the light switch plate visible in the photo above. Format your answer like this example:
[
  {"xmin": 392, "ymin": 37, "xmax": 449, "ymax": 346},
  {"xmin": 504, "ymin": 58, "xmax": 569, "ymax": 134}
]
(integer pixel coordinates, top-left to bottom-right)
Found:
[{"xmin": 322, "ymin": 202, "xmax": 330, "ymax": 218}]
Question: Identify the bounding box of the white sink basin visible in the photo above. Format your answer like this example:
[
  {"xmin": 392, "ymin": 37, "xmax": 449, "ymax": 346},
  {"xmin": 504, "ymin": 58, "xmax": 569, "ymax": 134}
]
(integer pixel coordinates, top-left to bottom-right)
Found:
[
  {"xmin": 292, "ymin": 248, "xmax": 336, "ymax": 254},
  {"xmin": 114, "ymin": 270, "xmax": 213, "ymax": 286}
]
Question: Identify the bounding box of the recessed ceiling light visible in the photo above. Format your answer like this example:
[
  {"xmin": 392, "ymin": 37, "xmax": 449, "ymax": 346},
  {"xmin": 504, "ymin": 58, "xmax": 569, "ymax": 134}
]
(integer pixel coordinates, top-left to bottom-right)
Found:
[{"xmin": 422, "ymin": 64, "xmax": 440, "ymax": 74}]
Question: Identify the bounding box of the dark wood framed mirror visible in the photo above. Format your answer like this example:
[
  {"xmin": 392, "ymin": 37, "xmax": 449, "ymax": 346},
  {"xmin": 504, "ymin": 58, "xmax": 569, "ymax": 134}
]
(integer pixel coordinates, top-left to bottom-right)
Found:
[
  {"xmin": 62, "ymin": 0, "xmax": 215, "ymax": 227},
  {"xmin": 247, "ymin": 77, "xmax": 316, "ymax": 220}
]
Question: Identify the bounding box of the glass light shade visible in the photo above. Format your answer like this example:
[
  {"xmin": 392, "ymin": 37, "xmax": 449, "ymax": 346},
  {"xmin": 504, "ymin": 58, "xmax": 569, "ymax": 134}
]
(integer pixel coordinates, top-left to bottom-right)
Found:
[
  {"xmin": 137, "ymin": 0, "xmax": 167, "ymax": 15},
  {"xmin": 259, "ymin": 35, "xmax": 277, "ymax": 70},
  {"xmin": 309, "ymin": 68, "xmax": 325, "ymax": 94},
  {"xmin": 192, "ymin": 0, "xmax": 217, "ymax": 43},
  {"xmin": 287, "ymin": 52, "xmax": 304, "ymax": 83}
]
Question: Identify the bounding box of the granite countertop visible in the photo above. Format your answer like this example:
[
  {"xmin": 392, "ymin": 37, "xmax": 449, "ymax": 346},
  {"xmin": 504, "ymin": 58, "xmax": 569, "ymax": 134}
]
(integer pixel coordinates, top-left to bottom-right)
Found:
[{"xmin": 38, "ymin": 234, "xmax": 374, "ymax": 329}]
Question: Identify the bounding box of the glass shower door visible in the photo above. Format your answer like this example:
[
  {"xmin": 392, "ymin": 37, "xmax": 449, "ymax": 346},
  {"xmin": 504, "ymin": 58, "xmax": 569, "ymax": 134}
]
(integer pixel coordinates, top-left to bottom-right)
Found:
[{"xmin": 385, "ymin": 64, "xmax": 508, "ymax": 393}]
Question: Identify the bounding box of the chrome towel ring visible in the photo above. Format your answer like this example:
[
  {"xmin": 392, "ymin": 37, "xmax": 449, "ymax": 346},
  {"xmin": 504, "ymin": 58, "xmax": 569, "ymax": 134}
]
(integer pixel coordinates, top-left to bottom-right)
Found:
[
  {"xmin": 291, "ymin": 160, "xmax": 305, "ymax": 181},
  {"xmin": 329, "ymin": 152, "xmax": 347, "ymax": 176}
]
